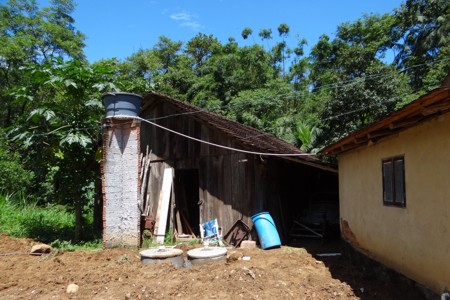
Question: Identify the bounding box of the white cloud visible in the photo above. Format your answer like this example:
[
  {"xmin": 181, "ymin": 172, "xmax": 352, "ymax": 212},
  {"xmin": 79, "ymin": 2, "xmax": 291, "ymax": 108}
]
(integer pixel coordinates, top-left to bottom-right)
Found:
[
  {"xmin": 180, "ymin": 21, "xmax": 201, "ymax": 31},
  {"xmin": 170, "ymin": 12, "xmax": 192, "ymax": 21},
  {"xmin": 169, "ymin": 11, "xmax": 202, "ymax": 31}
]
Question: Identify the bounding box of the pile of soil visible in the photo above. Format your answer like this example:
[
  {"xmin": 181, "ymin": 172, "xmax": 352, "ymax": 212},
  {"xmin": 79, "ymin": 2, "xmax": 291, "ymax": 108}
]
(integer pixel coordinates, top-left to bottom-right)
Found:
[{"xmin": 0, "ymin": 234, "xmax": 426, "ymax": 299}]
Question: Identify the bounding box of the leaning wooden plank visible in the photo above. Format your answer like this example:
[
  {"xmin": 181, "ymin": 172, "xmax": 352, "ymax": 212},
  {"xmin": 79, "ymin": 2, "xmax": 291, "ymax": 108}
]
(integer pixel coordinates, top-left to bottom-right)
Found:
[
  {"xmin": 143, "ymin": 150, "xmax": 153, "ymax": 216},
  {"xmin": 169, "ymin": 178, "xmax": 176, "ymax": 243},
  {"xmin": 140, "ymin": 148, "xmax": 151, "ymax": 214},
  {"xmin": 143, "ymin": 164, "xmax": 152, "ymax": 216},
  {"xmin": 141, "ymin": 149, "xmax": 150, "ymax": 214},
  {"xmin": 175, "ymin": 207, "xmax": 182, "ymax": 236},
  {"xmin": 138, "ymin": 152, "xmax": 144, "ymax": 211},
  {"xmin": 154, "ymin": 168, "xmax": 173, "ymax": 243},
  {"xmin": 139, "ymin": 152, "xmax": 144, "ymax": 180},
  {"xmin": 139, "ymin": 146, "xmax": 149, "ymax": 213}
]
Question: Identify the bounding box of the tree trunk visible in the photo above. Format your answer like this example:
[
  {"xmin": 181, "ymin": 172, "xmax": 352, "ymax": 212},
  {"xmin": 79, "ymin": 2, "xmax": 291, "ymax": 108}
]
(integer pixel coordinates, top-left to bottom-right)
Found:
[
  {"xmin": 93, "ymin": 176, "xmax": 103, "ymax": 234},
  {"xmin": 75, "ymin": 201, "xmax": 83, "ymax": 242}
]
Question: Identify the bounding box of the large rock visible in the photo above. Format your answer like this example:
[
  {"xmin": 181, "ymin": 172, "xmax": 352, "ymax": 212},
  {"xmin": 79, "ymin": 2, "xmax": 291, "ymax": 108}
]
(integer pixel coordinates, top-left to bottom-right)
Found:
[{"xmin": 30, "ymin": 244, "xmax": 52, "ymax": 254}]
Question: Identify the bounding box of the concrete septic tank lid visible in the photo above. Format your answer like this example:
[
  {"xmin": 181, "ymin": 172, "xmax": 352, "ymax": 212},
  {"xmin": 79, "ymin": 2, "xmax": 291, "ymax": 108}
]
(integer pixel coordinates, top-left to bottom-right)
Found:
[
  {"xmin": 140, "ymin": 247, "xmax": 183, "ymax": 259},
  {"xmin": 140, "ymin": 246, "xmax": 184, "ymax": 268},
  {"xmin": 187, "ymin": 246, "xmax": 227, "ymax": 259}
]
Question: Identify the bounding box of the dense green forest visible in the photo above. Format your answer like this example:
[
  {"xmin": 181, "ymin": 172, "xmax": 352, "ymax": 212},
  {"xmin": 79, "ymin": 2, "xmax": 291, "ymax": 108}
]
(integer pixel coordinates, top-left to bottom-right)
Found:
[{"xmin": 0, "ymin": 0, "xmax": 449, "ymax": 240}]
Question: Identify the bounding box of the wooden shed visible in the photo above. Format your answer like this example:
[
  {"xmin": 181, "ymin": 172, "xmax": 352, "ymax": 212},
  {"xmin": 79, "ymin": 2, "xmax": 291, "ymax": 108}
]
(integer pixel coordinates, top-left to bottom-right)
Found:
[{"xmin": 102, "ymin": 91, "xmax": 338, "ymax": 247}]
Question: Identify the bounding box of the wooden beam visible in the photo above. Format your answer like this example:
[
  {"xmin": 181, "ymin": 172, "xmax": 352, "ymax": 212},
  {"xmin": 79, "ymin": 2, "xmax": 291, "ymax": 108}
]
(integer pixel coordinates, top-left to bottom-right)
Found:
[
  {"xmin": 154, "ymin": 168, "xmax": 173, "ymax": 243},
  {"xmin": 354, "ymin": 136, "xmax": 368, "ymax": 144},
  {"xmin": 366, "ymin": 128, "xmax": 396, "ymax": 139},
  {"xmin": 421, "ymin": 101, "xmax": 450, "ymax": 116},
  {"xmin": 389, "ymin": 116, "xmax": 422, "ymax": 130}
]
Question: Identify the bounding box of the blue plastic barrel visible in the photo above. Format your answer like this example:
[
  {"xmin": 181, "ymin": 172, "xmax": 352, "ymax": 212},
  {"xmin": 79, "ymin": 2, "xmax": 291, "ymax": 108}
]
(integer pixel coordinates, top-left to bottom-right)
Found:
[
  {"xmin": 251, "ymin": 212, "xmax": 281, "ymax": 249},
  {"xmin": 102, "ymin": 92, "xmax": 142, "ymax": 118}
]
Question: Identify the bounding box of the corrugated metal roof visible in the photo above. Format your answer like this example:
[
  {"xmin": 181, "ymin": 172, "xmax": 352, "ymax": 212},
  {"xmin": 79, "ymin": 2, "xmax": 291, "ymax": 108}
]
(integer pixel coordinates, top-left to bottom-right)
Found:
[
  {"xmin": 320, "ymin": 86, "xmax": 450, "ymax": 156},
  {"xmin": 141, "ymin": 91, "xmax": 336, "ymax": 172}
]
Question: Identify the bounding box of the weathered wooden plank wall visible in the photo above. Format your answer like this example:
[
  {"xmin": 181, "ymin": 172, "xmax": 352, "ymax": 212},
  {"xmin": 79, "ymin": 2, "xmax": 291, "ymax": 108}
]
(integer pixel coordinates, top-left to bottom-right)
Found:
[
  {"xmin": 139, "ymin": 102, "xmax": 264, "ymax": 235},
  {"xmin": 139, "ymin": 101, "xmax": 337, "ymax": 241}
]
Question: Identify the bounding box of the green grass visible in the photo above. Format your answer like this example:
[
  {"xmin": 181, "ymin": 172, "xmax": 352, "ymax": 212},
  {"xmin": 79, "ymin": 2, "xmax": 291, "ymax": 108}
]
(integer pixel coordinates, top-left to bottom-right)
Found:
[{"xmin": 0, "ymin": 194, "xmax": 101, "ymax": 251}]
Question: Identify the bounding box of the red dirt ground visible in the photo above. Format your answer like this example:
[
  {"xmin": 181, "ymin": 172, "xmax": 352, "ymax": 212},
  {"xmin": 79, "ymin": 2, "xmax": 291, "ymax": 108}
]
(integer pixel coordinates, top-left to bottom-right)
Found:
[{"xmin": 0, "ymin": 233, "xmax": 427, "ymax": 299}]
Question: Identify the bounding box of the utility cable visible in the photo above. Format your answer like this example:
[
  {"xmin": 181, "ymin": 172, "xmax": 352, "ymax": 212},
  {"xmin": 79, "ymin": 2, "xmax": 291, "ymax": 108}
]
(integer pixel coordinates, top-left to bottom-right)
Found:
[
  {"xmin": 154, "ymin": 57, "xmax": 448, "ymax": 117},
  {"xmin": 6, "ymin": 58, "xmax": 446, "ymax": 142},
  {"xmin": 261, "ymin": 57, "xmax": 450, "ymax": 100},
  {"xmin": 108, "ymin": 115, "xmax": 315, "ymax": 157}
]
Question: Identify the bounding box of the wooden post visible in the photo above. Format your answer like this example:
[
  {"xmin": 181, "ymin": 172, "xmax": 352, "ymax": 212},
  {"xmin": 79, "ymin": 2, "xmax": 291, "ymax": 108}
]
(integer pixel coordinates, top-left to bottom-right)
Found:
[
  {"xmin": 175, "ymin": 207, "xmax": 182, "ymax": 236},
  {"xmin": 170, "ymin": 172, "xmax": 176, "ymax": 243}
]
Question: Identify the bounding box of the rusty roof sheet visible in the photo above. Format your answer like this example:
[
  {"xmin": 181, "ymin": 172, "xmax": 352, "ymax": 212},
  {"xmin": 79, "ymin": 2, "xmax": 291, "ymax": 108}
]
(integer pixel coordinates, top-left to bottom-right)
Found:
[
  {"xmin": 141, "ymin": 91, "xmax": 335, "ymax": 171},
  {"xmin": 320, "ymin": 86, "xmax": 450, "ymax": 156}
]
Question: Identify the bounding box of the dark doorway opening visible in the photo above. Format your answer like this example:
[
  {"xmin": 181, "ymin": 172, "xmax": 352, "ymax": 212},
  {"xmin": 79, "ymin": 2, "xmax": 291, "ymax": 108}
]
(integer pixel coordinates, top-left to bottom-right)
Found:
[{"xmin": 174, "ymin": 169, "xmax": 200, "ymax": 236}]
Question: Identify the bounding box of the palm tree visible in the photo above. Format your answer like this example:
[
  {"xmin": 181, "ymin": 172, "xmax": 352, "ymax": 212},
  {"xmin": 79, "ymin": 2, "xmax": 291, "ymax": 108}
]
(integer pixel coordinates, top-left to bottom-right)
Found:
[{"xmin": 296, "ymin": 121, "xmax": 322, "ymax": 153}]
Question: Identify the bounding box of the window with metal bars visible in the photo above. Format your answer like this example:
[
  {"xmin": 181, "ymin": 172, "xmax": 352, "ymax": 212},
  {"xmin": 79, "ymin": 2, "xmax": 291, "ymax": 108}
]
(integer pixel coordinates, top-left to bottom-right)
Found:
[{"xmin": 382, "ymin": 156, "xmax": 406, "ymax": 207}]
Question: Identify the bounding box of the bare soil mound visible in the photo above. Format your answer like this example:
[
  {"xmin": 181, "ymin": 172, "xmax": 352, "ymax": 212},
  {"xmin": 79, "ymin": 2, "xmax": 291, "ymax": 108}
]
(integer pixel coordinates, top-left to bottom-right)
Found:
[{"xmin": 0, "ymin": 234, "xmax": 426, "ymax": 299}]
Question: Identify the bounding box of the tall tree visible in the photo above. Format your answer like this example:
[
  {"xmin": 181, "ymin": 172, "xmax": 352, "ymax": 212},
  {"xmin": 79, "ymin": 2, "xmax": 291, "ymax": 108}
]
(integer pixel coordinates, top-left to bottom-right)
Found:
[
  {"xmin": 226, "ymin": 78, "xmax": 299, "ymax": 143},
  {"xmin": 393, "ymin": 0, "xmax": 450, "ymax": 90},
  {"xmin": 309, "ymin": 14, "xmax": 411, "ymax": 145},
  {"xmin": 241, "ymin": 27, "xmax": 253, "ymax": 41},
  {"xmin": 258, "ymin": 28, "xmax": 272, "ymax": 49},
  {"xmin": 185, "ymin": 33, "xmax": 220, "ymax": 69},
  {"xmin": 277, "ymin": 23, "xmax": 290, "ymax": 77},
  {"xmin": 0, "ymin": 0, "xmax": 85, "ymax": 128},
  {"xmin": 152, "ymin": 36, "xmax": 183, "ymax": 74},
  {"xmin": 9, "ymin": 59, "xmax": 121, "ymax": 240},
  {"xmin": 288, "ymin": 37, "xmax": 308, "ymax": 90},
  {"xmin": 124, "ymin": 36, "xmax": 193, "ymax": 99}
]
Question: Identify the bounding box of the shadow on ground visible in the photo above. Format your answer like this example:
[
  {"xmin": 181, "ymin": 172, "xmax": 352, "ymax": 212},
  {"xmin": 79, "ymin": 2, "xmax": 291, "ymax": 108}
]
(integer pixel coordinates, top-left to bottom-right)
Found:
[{"xmin": 287, "ymin": 237, "xmax": 432, "ymax": 300}]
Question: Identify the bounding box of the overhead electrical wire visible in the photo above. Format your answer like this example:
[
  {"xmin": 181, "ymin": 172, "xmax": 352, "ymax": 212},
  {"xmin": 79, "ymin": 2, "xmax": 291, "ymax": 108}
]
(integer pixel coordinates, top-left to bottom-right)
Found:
[
  {"xmin": 321, "ymin": 95, "xmax": 405, "ymax": 121},
  {"xmin": 251, "ymin": 53, "xmax": 440, "ymax": 103},
  {"xmin": 140, "ymin": 57, "xmax": 449, "ymax": 121},
  {"xmin": 141, "ymin": 90, "xmax": 412, "ymax": 125},
  {"xmin": 6, "ymin": 58, "xmax": 447, "ymax": 142},
  {"xmin": 259, "ymin": 57, "xmax": 450, "ymax": 100},
  {"xmin": 7, "ymin": 88, "xmax": 419, "ymax": 143},
  {"xmin": 108, "ymin": 115, "xmax": 316, "ymax": 157}
]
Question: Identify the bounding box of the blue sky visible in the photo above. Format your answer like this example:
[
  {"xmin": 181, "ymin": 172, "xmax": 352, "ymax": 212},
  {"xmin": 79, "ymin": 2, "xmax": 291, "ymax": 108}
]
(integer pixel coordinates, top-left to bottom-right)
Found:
[{"xmin": 64, "ymin": 0, "xmax": 406, "ymax": 62}]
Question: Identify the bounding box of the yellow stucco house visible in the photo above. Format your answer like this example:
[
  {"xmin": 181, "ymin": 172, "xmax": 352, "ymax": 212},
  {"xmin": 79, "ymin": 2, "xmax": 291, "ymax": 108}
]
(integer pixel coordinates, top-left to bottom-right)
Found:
[{"xmin": 321, "ymin": 76, "xmax": 450, "ymax": 295}]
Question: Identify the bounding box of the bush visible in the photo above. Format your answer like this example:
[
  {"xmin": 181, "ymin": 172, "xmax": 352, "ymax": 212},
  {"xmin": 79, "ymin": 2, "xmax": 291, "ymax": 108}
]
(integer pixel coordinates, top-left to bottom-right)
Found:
[
  {"xmin": 0, "ymin": 195, "xmax": 73, "ymax": 241},
  {"xmin": 0, "ymin": 135, "xmax": 33, "ymax": 196},
  {"xmin": 0, "ymin": 194, "xmax": 101, "ymax": 249}
]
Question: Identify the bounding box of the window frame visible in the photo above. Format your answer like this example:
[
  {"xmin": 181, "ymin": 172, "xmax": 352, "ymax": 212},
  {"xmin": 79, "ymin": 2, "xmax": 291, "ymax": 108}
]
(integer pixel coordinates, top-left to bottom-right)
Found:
[{"xmin": 382, "ymin": 155, "xmax": 406, "ymax": 208}]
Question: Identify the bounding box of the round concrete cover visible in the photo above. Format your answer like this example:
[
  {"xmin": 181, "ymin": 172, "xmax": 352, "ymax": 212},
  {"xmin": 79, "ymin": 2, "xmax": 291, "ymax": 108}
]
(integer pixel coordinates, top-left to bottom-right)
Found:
[
  {"xmin": 187, "ymin": 247, "xmax": 227, "ymax": 259},
  {"xmin": 140, "ymin": 247, "xmax": 183, "ymax": 259}
]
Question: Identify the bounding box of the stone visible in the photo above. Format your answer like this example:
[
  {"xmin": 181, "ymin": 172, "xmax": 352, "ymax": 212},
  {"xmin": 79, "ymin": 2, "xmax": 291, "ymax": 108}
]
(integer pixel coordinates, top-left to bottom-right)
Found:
[
  {"xmin": 66, "ymin": 283, "xmax": 79, "ymax": 294},
  {"xmin": 242, "ymin": 267, "xmax": 256, "ymax": 279},
  {"xmin": 227, "ymin": 251, "xmax": 243, "ymax": 262},
  {"xmin": 30, "ymin": 244, "xmax": 52, "ymax": 254},
  {"xmin": 239, "ymin": 240, "xmax": 256, "ymax": 249}
]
